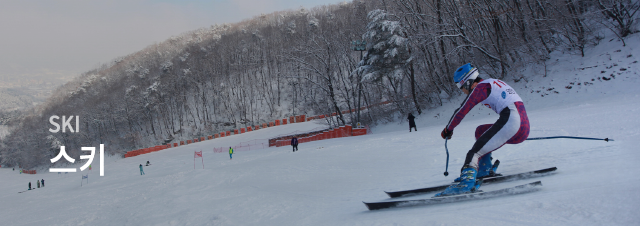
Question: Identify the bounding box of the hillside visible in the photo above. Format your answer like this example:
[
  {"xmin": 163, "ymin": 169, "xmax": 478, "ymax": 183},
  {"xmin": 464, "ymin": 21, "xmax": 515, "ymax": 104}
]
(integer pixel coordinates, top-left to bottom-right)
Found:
[
  {"xmin": 2, "ymin": 0, "xmax": 600, "ymax": 168},
  {"xmin": 0, "ymin": 29, "xmax": 637, "ymax": 225}
]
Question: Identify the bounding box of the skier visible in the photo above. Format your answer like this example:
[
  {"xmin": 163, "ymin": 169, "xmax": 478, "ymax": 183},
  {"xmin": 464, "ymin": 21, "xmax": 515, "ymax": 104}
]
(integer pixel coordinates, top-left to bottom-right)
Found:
[
  {"xmin": 229, "ymin": 147, "xmax": 233, "ymax": 159},
  {"xmin": 28, "ymin": 182, "xmax": 31, "ymax": 190},
  {"xmin": 408, "ymin": 113, "xmax": 417, "ymax": 132},
  {"xmin": 146, "ymin": 161, "xmax": 150, "ymax": 166},
  {"xmin": 437, "ymin": 63, "xmax": 530, "ymax": 197},
  {"xmin": 41, "ymin": 179, "xmax": 45, "ymax": 187},
  {"xmin": 37, "ymin": 179, "xmax": 40, "ymax": 188},
  {"xmin": 291, "ymin": 137, "xmax": 299, "ymax": 152},
  {"xmin": 139, "ymin": 164, "xmax": 145, "ymax": 175}
]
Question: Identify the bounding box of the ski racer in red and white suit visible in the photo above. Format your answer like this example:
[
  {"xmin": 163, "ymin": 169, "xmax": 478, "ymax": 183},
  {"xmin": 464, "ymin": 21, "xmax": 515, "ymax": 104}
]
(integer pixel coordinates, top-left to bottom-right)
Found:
[{"xmin": 443, "ymin": 78, "xmax": 530, "ymax": 172}]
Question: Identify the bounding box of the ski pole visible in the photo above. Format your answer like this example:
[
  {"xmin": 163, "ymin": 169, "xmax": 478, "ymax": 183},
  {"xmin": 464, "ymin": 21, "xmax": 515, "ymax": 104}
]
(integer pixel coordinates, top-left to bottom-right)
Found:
[
  {"xmin": 526, "ymin": 136, "xmax": 613, "ymax": 142},
  {"xmin": 444, "ymin": 139, "xmax": 449, "ymax": 177}
]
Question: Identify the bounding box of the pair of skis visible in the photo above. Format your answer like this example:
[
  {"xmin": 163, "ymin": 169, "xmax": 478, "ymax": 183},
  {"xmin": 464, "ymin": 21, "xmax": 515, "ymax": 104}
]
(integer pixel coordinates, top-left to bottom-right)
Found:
[{"xmin": 363, "ymin": 167, "xmax": 557, "ymax": 210}]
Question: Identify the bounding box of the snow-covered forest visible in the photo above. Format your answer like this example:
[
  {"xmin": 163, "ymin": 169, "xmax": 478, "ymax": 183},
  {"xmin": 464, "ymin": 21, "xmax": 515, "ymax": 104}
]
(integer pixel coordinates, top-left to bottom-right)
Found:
[{"xmin": 1, "ymin": 0, "xmax": 638, "ymax": 168}]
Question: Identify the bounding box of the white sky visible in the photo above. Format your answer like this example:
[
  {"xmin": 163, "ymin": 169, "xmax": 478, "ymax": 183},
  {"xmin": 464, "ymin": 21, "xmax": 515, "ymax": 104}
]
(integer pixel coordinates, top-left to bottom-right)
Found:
[{"xmin": 0, "ymin": 0, "xmax": 347, "ymax": 82}]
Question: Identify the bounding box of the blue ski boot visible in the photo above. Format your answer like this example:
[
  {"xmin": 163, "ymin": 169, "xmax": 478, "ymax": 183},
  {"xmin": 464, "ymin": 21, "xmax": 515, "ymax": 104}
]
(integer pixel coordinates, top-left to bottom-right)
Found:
[
  {"xmin": 476, "ymin": 153, "xmax": 494, "ymax": 179},
  {"xmin": 435, "ymin": 166, "xmax": 480, "ymax": 197},
  {"xmin": 453, "ymin": 154, "xmax": 499, "ymax": 182}
]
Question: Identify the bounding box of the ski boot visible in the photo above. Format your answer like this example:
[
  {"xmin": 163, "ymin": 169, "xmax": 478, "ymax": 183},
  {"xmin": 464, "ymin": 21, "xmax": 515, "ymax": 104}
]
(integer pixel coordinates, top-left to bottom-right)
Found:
[
  {"xmin": 454, "ymin": 155, "xmax": 501, "ymax": 182},
  {"xmin": 477, "ymin": 154, "xmax": 502, "ymax": 179},
  {"xmin": 435, "ymin": 166, "xmax": 480, "ymax": 197},
  {"xmin": 477, "ymin": 159, "xmax": 502, "ymax": 180}
]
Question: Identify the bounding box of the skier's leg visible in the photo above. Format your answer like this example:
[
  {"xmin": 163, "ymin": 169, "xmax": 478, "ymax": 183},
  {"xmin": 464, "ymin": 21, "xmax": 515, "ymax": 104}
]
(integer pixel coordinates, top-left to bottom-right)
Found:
[
  {"xmin": 437, "ymin": 105, "xmax": 521, "ymax": 196},
  {"xmin": 464, "ymin": 105, "xmax": 520, "ymax": 170},
  {"xmin": 453, "ymin": 124, "xmax": 496, "ymax": 182},
  {"xmin": 475, "ymin": 124, "xmax": 493, "ymax": 140},
  {"xmin": 505, "ymin": 102, "xmax": 530, "ymax": 144}
]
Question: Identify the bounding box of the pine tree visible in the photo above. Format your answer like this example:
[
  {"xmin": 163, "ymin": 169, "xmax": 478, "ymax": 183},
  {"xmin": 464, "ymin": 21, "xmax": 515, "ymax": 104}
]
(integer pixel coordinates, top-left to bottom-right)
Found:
[{"xmin": 357, "ymin": 9, "xmax": 411, "ymax": 82}]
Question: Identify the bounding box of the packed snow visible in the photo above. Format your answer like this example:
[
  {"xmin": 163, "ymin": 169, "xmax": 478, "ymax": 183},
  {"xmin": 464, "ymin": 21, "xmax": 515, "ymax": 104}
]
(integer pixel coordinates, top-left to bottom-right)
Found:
[{"xmin": 1, "ymin": 33, "xmax": 638, "ymax": 225}]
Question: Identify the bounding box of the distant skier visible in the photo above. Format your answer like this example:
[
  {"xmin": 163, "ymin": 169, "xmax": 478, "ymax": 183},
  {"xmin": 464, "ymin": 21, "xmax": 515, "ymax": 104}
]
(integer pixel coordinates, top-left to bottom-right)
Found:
[
  {"xmin": 291, "ymin": 137, "xmax": 299, "ymax": 152},
  {"xmin": 229, "ymin": 147, "xmax": 233, "ymax": 159},
  {"xmin": 146, "ymin": 161, "xmax": 150, "ymax": 166},
  {"xmin": 437, "ymin": 63, "xmax": 530, "ymax": 197},
  {"xmin": 139, "ymin": 164, "xmax": 145, "ymax": 175},
  {"xmin": 41, "ymin": 179, "xmax": 45, "ymax": 187},
  {"xmin": 407, "ymin": 113, "xmax": 417, "ymax": 132},
  {"xmin": 28, "ymin": 182, "xmax": 31, "ymax": 190},
  {"xmin": 37, "ymin": 180, "xmax": 40, "ymax": 188}
]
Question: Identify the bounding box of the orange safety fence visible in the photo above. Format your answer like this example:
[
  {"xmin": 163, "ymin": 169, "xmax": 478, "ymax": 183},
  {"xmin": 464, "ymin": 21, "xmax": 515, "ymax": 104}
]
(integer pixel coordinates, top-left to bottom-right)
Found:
[{"xmin": 273, "ymin": 125, "xmax": 364, "ymax": 147}]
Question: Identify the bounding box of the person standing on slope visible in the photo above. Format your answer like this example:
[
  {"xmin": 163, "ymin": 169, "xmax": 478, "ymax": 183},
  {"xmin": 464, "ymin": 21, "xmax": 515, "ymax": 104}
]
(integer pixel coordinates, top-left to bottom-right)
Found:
[
  {"xmin": 437, "ymin": 63, "xmax": 530, "ymax": 197},
  {"xmin": 408, "ymin": 113, "xmax": 417, "ymax": 132},
  {"xmin": 139, "ymin": 164, "xmax": 145, "ymax": 175},
  {"xmin": 291, "ymin": 137, "xmax": 299, "ymax": 152},
  {"xmin": 229, "ymin": 147, "xmax": 233, "ymax": 160}
]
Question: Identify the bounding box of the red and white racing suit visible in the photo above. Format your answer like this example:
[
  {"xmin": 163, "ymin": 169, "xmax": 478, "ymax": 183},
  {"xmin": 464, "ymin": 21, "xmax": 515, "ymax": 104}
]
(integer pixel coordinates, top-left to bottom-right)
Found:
[{"xmin": 445, "ymin": 79, "xmax": 530, "ymax": 170}]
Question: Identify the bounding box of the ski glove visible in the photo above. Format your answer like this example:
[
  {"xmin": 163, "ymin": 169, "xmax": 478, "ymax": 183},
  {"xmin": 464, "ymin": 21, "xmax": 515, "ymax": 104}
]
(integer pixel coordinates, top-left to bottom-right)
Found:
[{"xmin": 441, "ymin": 128, "xmax": 453, "ymax": 139}]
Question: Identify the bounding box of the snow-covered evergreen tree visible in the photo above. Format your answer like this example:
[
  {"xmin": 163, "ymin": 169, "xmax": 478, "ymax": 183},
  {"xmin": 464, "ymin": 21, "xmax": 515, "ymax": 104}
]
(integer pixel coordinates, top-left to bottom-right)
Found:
[{"xmin": 357, "ymin": 9, "xmax": 411, "ymax": 82}]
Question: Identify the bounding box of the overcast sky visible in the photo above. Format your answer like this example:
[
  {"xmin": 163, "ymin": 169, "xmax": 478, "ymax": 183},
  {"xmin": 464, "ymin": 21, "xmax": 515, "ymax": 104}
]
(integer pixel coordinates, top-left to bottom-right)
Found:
[{"xmin": 0, "ymin": 0, "xmax": 347, "ymax": 82}]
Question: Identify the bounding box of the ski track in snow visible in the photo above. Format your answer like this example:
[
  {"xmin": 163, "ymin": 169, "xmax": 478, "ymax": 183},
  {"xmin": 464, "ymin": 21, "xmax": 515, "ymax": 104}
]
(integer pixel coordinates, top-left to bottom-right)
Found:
[{"xmin": 1, "ymin": 33, "xmax": 639, "ymax": 225}]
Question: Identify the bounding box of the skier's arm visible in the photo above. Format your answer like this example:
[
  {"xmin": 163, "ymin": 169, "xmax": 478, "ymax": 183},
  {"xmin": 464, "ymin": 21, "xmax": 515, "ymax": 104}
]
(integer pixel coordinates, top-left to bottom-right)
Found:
[{"xmin": 445, "ymin": 83, "xmax": 490, "ymax": 131}]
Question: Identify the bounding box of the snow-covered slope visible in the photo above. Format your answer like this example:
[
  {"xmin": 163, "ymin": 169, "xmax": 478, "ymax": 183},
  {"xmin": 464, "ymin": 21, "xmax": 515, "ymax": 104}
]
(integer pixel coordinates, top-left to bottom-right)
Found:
[{"xmin": 1, "ymin": 33, "xmax": 638, "ymax": 225}]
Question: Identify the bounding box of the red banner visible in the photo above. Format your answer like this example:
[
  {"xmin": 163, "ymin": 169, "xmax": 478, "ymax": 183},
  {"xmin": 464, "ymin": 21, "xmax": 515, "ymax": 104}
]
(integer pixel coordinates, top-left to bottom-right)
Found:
[{"xmin": 194, "ymin": 151, "xmax": 202, "ymax": 158}]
